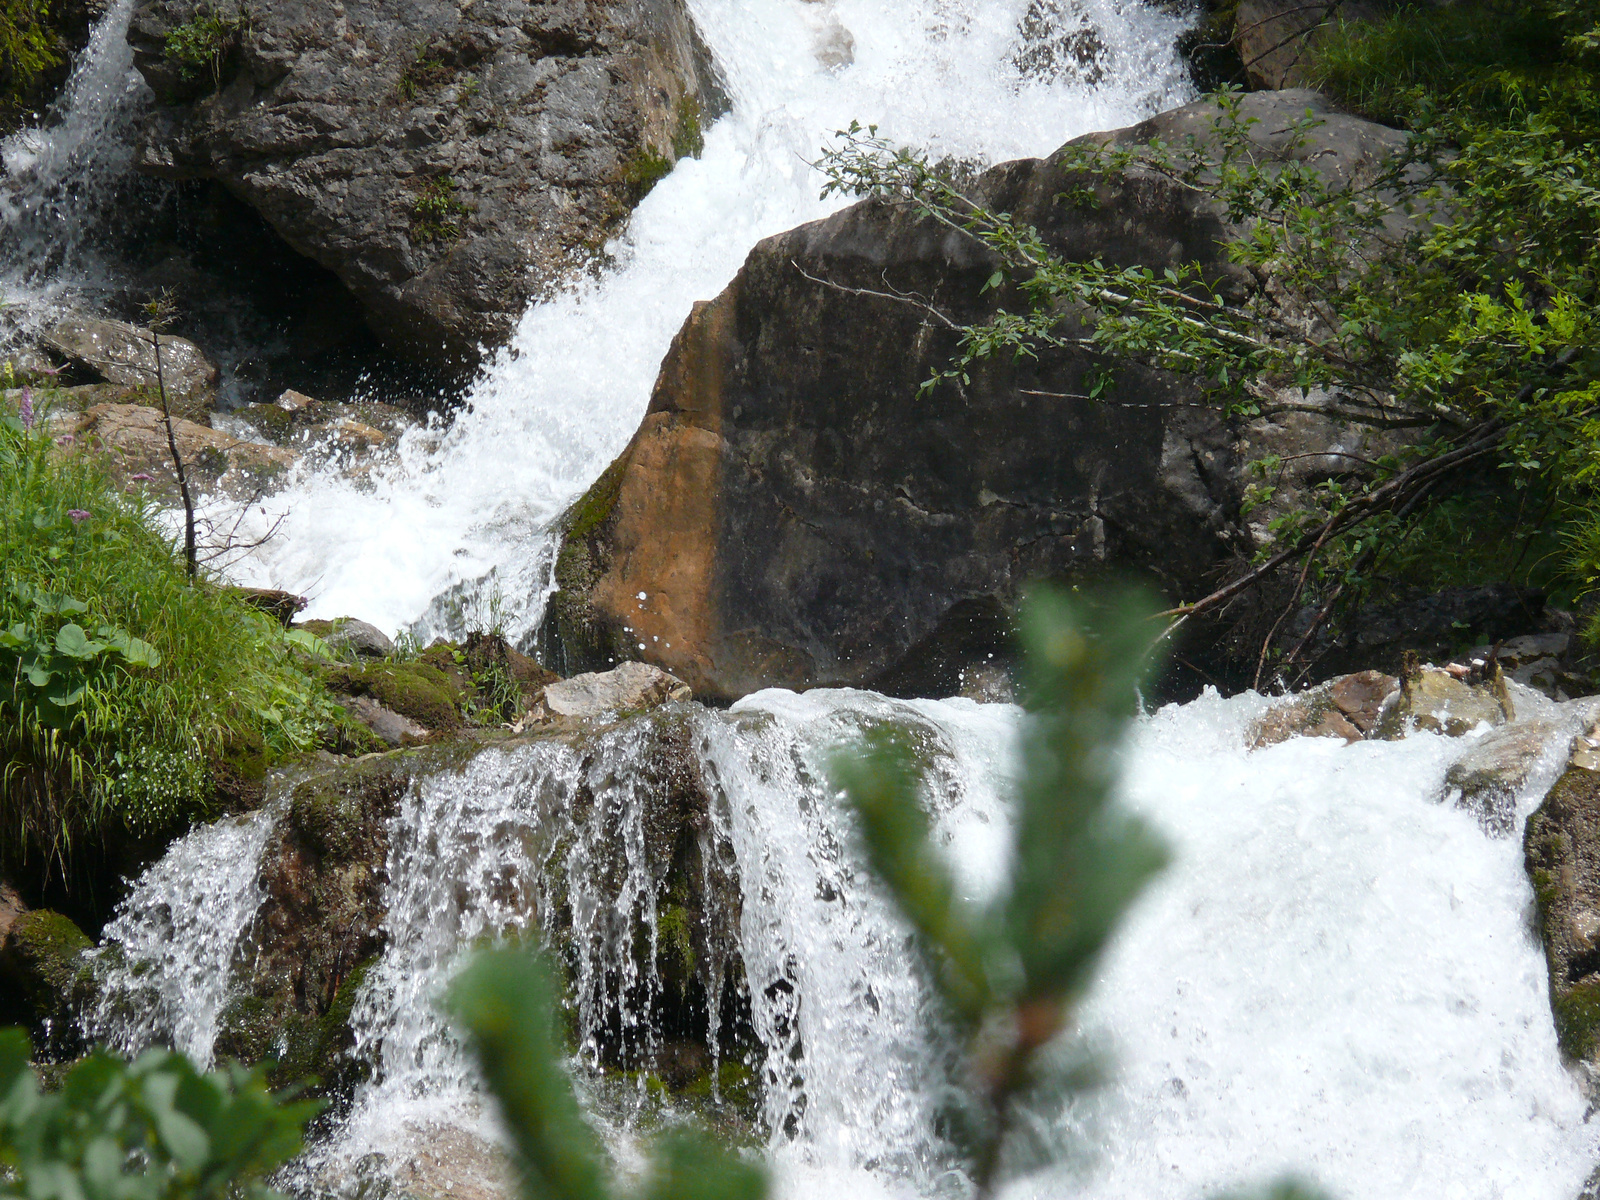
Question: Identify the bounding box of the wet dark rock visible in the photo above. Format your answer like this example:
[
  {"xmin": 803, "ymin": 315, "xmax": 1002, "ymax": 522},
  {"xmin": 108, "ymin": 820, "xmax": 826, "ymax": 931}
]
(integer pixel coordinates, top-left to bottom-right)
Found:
[
  {"xmin": 217, "ymin": 750, "xmax": 447, "ymax": 1093},
  {"xmin": 126, "ymin": 0, "xmax": 727, "ymax": 367},
  {"xmin": 538, "ymin": 91, "xmax": 1412, "ymax": 702},
  {"xmin": 1525, "ymin": 738, "xmax": 1600, "ymax": 1072},
  {"xmin": 1443, "ymin": 715, "xmax": 1568, "ymax": 836}
]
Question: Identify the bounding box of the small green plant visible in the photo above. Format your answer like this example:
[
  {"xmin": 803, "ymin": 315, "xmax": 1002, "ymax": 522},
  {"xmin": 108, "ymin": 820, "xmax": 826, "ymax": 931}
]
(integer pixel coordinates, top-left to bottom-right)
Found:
[
  {"xmin": 395, "ymin": 49, "xmax": 452, "ymax": 101},
  {"xmin": 411, "ymin": 175, "xmax": 472, "ymax": 243},
  {"xmin": 0, "ymin": 1026, "xmax": 319, "ymax": 1200},
  {"xmin": 162, "ymin": 6, "xmax": 244, "ymax": 89},
  {"xmin": 620, "ymin": 149, "xmax": 674, "ymax": 203}
]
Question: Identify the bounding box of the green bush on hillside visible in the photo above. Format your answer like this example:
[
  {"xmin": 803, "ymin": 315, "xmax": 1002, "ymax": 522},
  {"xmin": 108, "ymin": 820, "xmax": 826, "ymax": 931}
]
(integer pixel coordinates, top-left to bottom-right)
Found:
[{"xmin": 0, "ymin": 393, "xmax": 342, "ymax": 874}]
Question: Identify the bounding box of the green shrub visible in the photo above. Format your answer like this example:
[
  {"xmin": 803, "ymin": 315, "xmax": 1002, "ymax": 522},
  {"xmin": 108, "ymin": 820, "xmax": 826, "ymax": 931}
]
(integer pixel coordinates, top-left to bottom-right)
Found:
[
  {"xmin": 0, "ymin": 393, "xmax": 342, "ymax": 875},
  {"xmin": 0, "ymin": 0, "xmax": 61, "ymax": 116},
  {"xmin": 163, "ymin": 6, "xmax": 244, "ymax": 89},
  {"xmin": 0, "ymin": 1026, "xmax": 318, "ymax": 1200}
]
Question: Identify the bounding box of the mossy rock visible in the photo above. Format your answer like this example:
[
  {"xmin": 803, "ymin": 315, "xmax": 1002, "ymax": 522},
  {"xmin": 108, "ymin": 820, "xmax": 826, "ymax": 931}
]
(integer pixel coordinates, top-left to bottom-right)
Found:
[
  {"xmin": 540, "ymin": 450, "xmax": 640, "ymax": 676},
  {"xmin": 215, "ymin": 954, "xmax": 378, "ymax": 1095},
  {"xmin": 0, "ymin": 910, "xmax": 94, "ymax": 1024},
  {"xmin": 324, "ymin": 660, "xmax": 464, "ymax": 732},
  {"xmin": 1524, "ymin": 764, "xmax": 1600, "ymax": 1064}
]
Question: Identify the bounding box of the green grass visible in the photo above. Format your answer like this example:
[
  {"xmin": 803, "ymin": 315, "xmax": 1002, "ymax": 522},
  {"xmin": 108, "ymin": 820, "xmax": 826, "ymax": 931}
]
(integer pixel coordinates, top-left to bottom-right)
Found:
[
  {"xmin": 1309, "ymin": 2, "xmax": 1595, "ymax": 129},
  {"xmin": 0, "ymin": 392, "xmax": 342, "ymax": 876}
]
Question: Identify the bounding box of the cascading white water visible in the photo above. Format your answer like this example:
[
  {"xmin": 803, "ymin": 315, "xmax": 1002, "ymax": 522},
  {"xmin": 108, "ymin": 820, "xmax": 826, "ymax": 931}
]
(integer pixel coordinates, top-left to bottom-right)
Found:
[
  {"xmin": 83, "ymin": 806, "xmax": 276, "ymax": 1067},
  {"xmin": 86, "ymin": 688, "xmax": 1600, "ymax": 1199},
  {"xmin": 211, "ymin": 0, "xmax": 1193, "ymax": 641},
  {"xmin": 0, "ymin": 0, "xmax": 150, "ymax": 321}
]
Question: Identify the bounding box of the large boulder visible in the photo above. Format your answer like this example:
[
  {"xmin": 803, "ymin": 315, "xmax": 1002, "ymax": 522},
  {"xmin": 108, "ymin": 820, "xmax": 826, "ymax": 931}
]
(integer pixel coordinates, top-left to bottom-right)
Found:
[
  {"xmin": 126, "ymin": 0, "xmax": 726, "ymax": 367},
  {"xmin": 539, "ymin": 91, "xmax": 1410, "ymax": 702}
]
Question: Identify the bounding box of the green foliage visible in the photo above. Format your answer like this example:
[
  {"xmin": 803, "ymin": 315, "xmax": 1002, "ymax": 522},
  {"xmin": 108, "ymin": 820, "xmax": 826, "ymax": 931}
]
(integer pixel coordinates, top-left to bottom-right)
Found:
[
  {"xmin": 396, "ymin": 47, "xmax": 453, "ymax": 101},
  {"xmin": 0, "ymin": 0, "xmax": 61, "ymax": 114},
  {"xmin": 162, "ymin": 7, "xmax": 243, "ymax": 89},
  {"xmin": 447, "ymin": 952, "xmax": 767, "ymax": 1200},
  {"xmin": 829, "ymin": 588, "xmax": 1167, "ymax": 1191},
  {"xmin": 1310, "ymin": 1, "xmax": 1597, "ymax": 130},
  {"xmin": 0, "ymin": 1026, "xmax": 319, "ymax": 1200},
  {"xmin": 0, "ymin": 393, "xmax": 344, "ymax": 874},
  {"xmin": 621, "ymin": 149, "xmax": 674, "ymax": 204},
  {"xmin": 411, "ymin": 175, "xmax": 471, "ymax": 244}
]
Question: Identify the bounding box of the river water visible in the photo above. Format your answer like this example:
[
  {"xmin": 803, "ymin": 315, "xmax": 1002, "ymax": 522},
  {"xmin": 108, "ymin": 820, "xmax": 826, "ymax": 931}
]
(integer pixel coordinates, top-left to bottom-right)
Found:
[{"xmin": 8, "ymin": 0, "xmax": 1598, "ymax": 1197}]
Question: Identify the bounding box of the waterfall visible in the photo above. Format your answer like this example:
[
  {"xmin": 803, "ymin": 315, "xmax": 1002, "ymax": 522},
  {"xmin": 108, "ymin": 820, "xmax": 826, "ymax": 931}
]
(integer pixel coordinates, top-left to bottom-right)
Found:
[
  {"xmin": 208, "ymin": 0, "xmax": 1194, "ymax": 641},
  {"xmin": 83, "ymin": 807, "xmax": 276, "ymax": 1068},
  {"xmin": 88, "ymin": 692, "xmax": 1600, "ymax": 1198},
  {"xmin": 0, "ymin": 0, "xmax": 152, "ymax": 322}
]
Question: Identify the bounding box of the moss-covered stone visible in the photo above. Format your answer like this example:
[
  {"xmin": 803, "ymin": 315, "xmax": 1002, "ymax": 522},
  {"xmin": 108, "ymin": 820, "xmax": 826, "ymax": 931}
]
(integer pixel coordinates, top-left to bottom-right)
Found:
[
  {"xmin": 324, "ymin": 660, "xmax": 464, "ymax": 732},
  {"xmin": 215, "ymin": 954, "xmax": 378, "ymax": 1095},
  {"xmin": 0, "ymin": 909, "xmax": 94, "ymax": 1029},
  {"xmin": 1524, "ymin": 762, "xmax": 1600, "ymax": 1066},
  {"xmin": 540, "ymin": 450, "xmax": 637, "ymax": 676}
]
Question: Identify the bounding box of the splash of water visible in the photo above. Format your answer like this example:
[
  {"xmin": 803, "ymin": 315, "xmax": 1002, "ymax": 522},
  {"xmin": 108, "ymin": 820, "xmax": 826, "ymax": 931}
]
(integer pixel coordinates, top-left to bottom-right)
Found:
[
  {"xmin": 211, "ymin": 0, "xmax": 1193, "ymax": 641},
  {"xmin": 84, "ymin": 807, "xmax": 276, "ymax": 1068}
]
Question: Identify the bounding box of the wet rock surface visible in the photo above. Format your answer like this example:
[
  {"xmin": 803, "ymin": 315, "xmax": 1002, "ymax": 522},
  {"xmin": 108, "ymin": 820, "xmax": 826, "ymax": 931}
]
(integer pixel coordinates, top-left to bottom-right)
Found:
[
  {"xmin": 539, "ymin": 91, "xmax": 1412, "ymax": 702},
  {"xmin": 126, "ymin": 0, "xmax": 726, "ymax": 366},
  {"xmin": 67, "ymin": 402, "xmax": 296, "ymax": 496},
  {"xmin": 1524, "ymin": 729, "xmax": 1600, "ymax": 1072},
  {"xmin": 38, "ymin": 313, "xmax": 220, "ymax": 414},
  {"xmin": 537, "ymin": 660, "xmax": 692, "ymax": 720}
]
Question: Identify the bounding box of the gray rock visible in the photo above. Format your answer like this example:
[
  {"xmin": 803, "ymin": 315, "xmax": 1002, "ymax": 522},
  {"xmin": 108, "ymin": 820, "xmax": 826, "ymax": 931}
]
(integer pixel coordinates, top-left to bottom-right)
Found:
[
  {"xmin": 1441, "ymin": 718, "xmax": 1562, "ymax": 836},
  {"xmin": 541, "ymin": 661, "xmax": 691, "ymax": 718},
  {"xmin": 326, "ymin": 618, "xmax": 396, "ymax": 659},
  {"xmin": 539, "ymin": 92, "xmax": 1415, "ymax": 701},
  {"xmin": 342, "ymin": 694, "xmax": 428, "ymax": 745},
  {"xmin": 126, "ymin": 0, "xmax": 726, "ymax": 367},
  {"xmin": 40, "ymin": 314, "xmax": 219, "ymax": 412}
]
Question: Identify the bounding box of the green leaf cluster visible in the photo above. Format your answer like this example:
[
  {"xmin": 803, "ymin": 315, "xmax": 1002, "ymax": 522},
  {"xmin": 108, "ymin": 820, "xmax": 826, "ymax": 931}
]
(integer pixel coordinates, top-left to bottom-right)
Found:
[
  {"xmin": 0, "ymin": 393, "xmax": 345, "ymax": 875},
  {"xmin": 162, "ymin": 7, "xmax": 244, "ymax": 89},
  {"xmin": 0, "ymin": 1027, "xmax": 317, "ymax": 1200},
  {"xmin": 0, "ymin": 0, "xmax": 61, "ymax": 116}
]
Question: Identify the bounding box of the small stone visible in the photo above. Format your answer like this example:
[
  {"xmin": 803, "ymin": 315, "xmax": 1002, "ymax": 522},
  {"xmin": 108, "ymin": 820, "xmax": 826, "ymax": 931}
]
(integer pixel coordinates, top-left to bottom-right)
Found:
[
  {"xmin": 1573, "ymin": 909, "xmax": 1600, "ymax": 951},
  {"xmin": 41, "ymin": 313, "xmax": 219, "ymax": 410},
  {"xmin": 1308, "ymin": 710, "xmax": 1362, "ymax": 743},
  {"xmin": 540, "ymin": 661, "xmax": 691, "ymax": 719},
  {"xmin": 277, "ymin": 389, "xmax": 320, "ymax": 413},
  {"xmin": 342, "ymin": 694, "xmax": 428, "ymax": 746},
  {"xmin": 325, "ymin": 618, "xmax": 395, "ymax": 659}
]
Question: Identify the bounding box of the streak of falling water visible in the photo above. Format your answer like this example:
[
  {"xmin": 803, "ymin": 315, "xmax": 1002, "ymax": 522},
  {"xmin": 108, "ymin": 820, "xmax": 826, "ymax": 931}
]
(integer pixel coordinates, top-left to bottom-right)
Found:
[
  {"xmin": 0, "ymin": 0, "xmax": 152, "ymax": 321},
  {"xmin": 84, "ymin": 807, "xmax": 276, "ymax": 1068}
]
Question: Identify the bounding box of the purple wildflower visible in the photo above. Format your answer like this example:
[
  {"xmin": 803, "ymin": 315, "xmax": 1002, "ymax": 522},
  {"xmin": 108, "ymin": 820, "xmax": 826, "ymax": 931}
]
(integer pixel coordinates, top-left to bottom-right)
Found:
[
  {"xmin": 19, "ymin": 387, "xmax": 32, "ymax": 430},
  {"xmin": 55, "ymin": 434, "xmax": 74, "ymax": 446},
  {"xmin": 128, "ymin": 472, "xmax": 154, "ymax": 482},
  {"xmin": 67, "ymin": 509, "xmax": 90, "ymax": 524}
]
